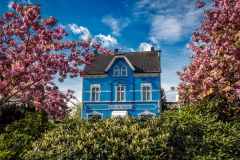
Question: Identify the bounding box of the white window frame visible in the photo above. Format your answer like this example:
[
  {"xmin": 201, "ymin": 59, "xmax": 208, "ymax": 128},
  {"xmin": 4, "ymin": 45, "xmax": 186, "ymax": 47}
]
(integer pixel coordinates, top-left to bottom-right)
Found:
[
  {"xmin": 141, "ymin": 83, "xmax": 152, "ymax": 101},
  {"xmin": 91, "ymin": 84, "xmax": 100, "ymax": 102},
  {"xmin": 121, "ymin": 65, "xmax": 127, "ymax": 76},
  {"xmin": 138, "ymin": 110, "xmax": 155, "ymax": 120},
  {"xmin": 113, "ymin": 66, "xmax": 119, "ymax": 76},
  {"xmin": 116, "ymin": 84, "xmax": 125, "ymax": 102},
  {"xmin": 87, "ymin": 111, "xmax": 103, "ymax": 120}
]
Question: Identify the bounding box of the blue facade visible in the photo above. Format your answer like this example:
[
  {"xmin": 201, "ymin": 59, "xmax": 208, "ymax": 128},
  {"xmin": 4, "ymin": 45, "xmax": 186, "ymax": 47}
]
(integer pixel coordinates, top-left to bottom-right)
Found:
[{"xmin": 82, "ymin": 53, "xmax": 161, "ymax": 119}]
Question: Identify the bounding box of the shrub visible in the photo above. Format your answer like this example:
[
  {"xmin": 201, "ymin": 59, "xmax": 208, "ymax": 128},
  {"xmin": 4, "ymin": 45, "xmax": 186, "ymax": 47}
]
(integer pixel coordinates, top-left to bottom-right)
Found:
[
  {"xmin": 0, "ymin": 111, "xmax": 56, "ymax": 160},
  {"xmin": 24, "ymin": 97, "xmax": 240, "ymax": 159}
]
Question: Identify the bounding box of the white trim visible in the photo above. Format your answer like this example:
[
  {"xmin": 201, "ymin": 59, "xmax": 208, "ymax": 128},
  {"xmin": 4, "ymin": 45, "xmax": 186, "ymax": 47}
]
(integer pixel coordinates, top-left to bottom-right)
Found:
[
  {"xmin": 83, "ymin": 90, "xmax": 111, "ymax": 93},
  {"xmin": 133, "ymin": 73, "xmax": 160, "ymax": 77},
  {"xmin": 141, "ymin": 83, "xmax": 152, "ymax": 101},
  {"xmin": 130, "ymin": 90, "xmax": 159, "ymax": 92},
  {"xmin": 84, "ymin": 75, "xmax": 108, "ymax": 78},
  {"xmin": 138, "ymin": 110, "xmax": 156, "ymax": 116},
  {"xmin": 83, "ymin": 103, "xmax": 158, "ymax": 110},
  {"xmin": 115, "ymin": 84, "xmax": 126, "ymax": 102},
  {"xmin": 111, "ymin": 111, "xmax": 128, "ymax": 118},
  {"xmin": 83, "ymin": 100, "xmax": 160, "ymax": 103},
  {"xmin": 105, "ymin": 56, "xmax": 135, "ymax": 72},
  {"xmin": 113, "ymin": 66, "xmax": 120, "ymax": 76},
  {"xmin": 87, "ymin": 110, "xmax": 103, "ymax": 119},
  {"xmin": 121, "ymin": 65, "xmax": 127, "ymax": 76},
  {"xmin": 90, "ymin": 84, "xmax": 100, "ymax": 102},
  {"xmin": 130, "ymin": 90, "xmax": 141, "ymax": 92}
]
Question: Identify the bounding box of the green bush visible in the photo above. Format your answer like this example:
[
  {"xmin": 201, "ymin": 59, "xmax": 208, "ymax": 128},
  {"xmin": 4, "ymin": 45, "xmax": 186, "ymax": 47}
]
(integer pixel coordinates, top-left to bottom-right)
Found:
[
  {"xmin": 23, "ymin": 97, "xmax": 240, "ymax": 159},
  {"xmin": 0, "ymin": 111, "xmax": 56, "ymax": 160}
]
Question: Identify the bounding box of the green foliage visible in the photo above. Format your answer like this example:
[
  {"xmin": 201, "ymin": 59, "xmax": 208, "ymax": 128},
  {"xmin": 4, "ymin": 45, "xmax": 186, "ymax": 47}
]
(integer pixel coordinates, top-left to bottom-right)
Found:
[
  {"xmin": 0, "ymin": 104, "xmax": 35, "ymax": 133},
  {"xmin": 0, "ymin": 111, "xmax": 56, "ymax": 160},
  {"xmin": 69, "ymin": 98, "xmax": 82, "ymax": 120},
  {"xmin": 24, "ymin": 97, "xmax": 240, "ymax": 159}
]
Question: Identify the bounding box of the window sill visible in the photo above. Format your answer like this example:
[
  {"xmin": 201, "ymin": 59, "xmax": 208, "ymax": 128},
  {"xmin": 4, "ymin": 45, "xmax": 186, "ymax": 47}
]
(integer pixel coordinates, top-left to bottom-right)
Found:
[{"xmin": 113, "ymin": 75, "xmax": 128, "ymax": 77}]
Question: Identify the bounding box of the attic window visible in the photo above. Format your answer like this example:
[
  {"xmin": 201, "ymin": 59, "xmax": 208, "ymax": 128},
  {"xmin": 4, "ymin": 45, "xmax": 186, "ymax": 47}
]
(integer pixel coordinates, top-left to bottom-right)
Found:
[
  {"xmin": 122, "ymin": 66, "xmax": 127, "ymax": 76},
  {"xmin": 114, "ymin": 66, "xmax": 119, "ymax": 76}
]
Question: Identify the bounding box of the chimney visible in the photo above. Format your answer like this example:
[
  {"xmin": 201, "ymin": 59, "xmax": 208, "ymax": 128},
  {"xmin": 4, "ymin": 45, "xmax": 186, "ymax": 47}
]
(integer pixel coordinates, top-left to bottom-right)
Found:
[
  {"xmin": 151, "ymin": 47, "xmax": 155, "ymax": 52},
  {"xmin": 114, "ymin": 49, "xmax": 119, "ymax": 53},
  {"xmin": 94, "ymin": 50, "xmax": 98, "ymax": 54}
]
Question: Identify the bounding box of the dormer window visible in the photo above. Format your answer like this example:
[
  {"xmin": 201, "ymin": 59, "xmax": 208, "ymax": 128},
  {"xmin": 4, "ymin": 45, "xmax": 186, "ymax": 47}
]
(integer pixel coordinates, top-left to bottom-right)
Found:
[
  {"xmin": 122, "ymin": 66, "xmax": 127, "ymax": 76},
  {"xmin": 114, "ymin": 66, "xmax": 119, "ymax": 76}
]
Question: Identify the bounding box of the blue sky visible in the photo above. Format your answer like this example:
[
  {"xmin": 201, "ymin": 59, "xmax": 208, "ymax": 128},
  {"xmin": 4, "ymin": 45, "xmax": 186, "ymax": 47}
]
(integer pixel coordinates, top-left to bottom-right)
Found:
[{"xmin": 1, "ymin": 0, "xmax": 207, "ymax": 102}]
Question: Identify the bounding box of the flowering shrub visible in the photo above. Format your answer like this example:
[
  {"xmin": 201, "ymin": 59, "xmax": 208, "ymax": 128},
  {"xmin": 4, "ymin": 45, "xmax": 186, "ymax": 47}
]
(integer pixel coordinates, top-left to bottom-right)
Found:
[
  {"xmin": 24, "ymin": 98, "xmax": 240, "ymax": 159},
  {"xmin": 177, "ymin": 0, "xmax": 240, "ymax": 105},
  {"xmin": 0, "ymin": 2, "xmax": 114, "ymax": 119}
]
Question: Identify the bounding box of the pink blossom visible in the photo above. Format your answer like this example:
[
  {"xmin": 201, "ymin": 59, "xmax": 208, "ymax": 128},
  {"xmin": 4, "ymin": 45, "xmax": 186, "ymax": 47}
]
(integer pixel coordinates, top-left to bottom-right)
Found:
[{"xmin": 0, "ymin": 2, "xmax": 114, "ymax": 119}]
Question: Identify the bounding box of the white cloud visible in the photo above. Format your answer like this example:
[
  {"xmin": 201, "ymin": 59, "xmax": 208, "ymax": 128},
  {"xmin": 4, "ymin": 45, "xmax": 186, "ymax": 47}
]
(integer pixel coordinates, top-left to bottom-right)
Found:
[
  {"xmin": 181, "ymin": 43, "xmax": 193, "ymax": 55},
  {"xmin": 22, "ymin": 0, "xmax": 32, "ymax": 4},
  {"xmin": 127, "ymin": 48, "xmax": 135, "ymax": 52},
  {"xmin": 150, "ymin": 15, "xmax": 182, "ymax": 43},
  {"xmin": 68, "ymin": 24, "xmax": 91, "ymax": 40},
  {"xmin": 131, "ymin": 0, "xmax": 203, "ymax": 44},
  {"xmin": 149, "ymin": 36, "xmax": 160, "ymax": 50},
  {"xmin": 93, "ymin": 34, "xmax": 117, "ymax": 48},
  {"xmin": 58, "ymin": 23, "xmax": 66, "ymax": 29},
  {"xmin": 7, "ymin": 0, "xmax": 14, "ymax": 9},
  {"xmin": 138, "ymin": 42, "xmax": 152, "ymax": 51},
  {"xmin": 101, "ymin": 15, "xmax": 130, "ymax": 36}
]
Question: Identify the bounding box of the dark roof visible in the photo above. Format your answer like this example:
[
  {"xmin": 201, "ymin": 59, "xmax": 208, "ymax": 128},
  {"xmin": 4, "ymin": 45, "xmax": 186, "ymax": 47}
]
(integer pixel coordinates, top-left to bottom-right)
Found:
[{"xmin": 84, "ymin": 51, "xmax": 161, "ymax": 75}]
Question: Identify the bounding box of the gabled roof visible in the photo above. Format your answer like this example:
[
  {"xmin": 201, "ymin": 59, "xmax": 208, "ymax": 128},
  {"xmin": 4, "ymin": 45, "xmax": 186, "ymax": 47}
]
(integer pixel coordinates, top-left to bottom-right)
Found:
[
  {"xmin": 105, "ymin": 55, "xmax": 135, "ymax": 72},
  {"xmin": 83, "ymin": 51, "xmax": 161, "ymax": 75}
]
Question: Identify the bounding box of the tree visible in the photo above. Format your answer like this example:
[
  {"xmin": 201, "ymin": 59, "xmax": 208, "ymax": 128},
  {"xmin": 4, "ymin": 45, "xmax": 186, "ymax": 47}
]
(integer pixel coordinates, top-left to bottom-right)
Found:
[
  {"xmin": 69, "ymin": 98, "xmax": 82, "ymax": 119},
  {"xmin": 160, "ymin": 88, "xmax": 167, "ymax": 112},
  {"xmin": 0, "ymin": 2, "xmax": 114, "ymax": 119},
  {"xmin": 177, "ymin": 0, "xmax": 240, "ymax": 105}
]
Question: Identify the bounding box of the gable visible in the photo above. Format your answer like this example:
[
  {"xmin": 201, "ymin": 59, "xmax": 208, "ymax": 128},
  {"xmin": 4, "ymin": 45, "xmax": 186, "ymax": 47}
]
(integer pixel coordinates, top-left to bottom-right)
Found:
[
  {"xmin": 108, "ymin": 58, "xmax": 132, "ymax": 77},
  {"xmin": 105, "ymin": 55, "xmax": 135, "ymax": 72},
  {"xmin": 83, "ymin": 51, "xmax": 161, "ymax": 75}
]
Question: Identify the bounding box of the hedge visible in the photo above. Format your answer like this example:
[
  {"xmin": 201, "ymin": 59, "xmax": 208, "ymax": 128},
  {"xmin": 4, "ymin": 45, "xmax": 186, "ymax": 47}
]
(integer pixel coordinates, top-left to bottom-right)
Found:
[{"xmin": 23, "ymin": 97, "xmax": 240, "ymax": 159}]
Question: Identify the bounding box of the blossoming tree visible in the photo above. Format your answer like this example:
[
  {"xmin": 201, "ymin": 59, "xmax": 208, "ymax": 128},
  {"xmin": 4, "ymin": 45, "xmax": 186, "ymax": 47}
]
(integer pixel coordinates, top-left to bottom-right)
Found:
[
  {"xmin": 177, "ymin": 0, "xmax": 240, "ymax": 105},
  {"xmin": 0, "ymin": 3, "xmax": 114, "ymax": 119}
]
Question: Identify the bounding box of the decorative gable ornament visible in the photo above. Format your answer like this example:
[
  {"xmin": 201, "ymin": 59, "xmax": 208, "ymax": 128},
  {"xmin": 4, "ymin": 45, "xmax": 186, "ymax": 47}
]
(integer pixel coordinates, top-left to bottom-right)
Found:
[{"xmin": 105, "ymin": 55, "xmax": 135, "ymax": 72}]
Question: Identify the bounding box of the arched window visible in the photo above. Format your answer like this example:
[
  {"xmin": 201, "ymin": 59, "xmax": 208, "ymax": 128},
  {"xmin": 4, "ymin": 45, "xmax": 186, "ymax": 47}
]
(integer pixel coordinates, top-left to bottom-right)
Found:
[
  {"xmin": 114, "ymin": 66, "xmax": 119, "ymax": 76},
  {"xmin": 87, "ymin": 111, "xmax": 103, "ymax": 120},
  {"xmin": 122, "ymin": 66, "xmax": 127, "ymax": 76},
  {"xmin": 138, "ymin": 110, "xmax": 155, "ymax": 120}
]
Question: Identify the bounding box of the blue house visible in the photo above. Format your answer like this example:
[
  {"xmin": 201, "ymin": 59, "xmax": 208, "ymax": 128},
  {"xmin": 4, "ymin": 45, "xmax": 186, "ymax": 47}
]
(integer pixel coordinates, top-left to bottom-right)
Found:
[{"xmin": 81, "ymin": 47, "xmax": 161, "ymax": 119}]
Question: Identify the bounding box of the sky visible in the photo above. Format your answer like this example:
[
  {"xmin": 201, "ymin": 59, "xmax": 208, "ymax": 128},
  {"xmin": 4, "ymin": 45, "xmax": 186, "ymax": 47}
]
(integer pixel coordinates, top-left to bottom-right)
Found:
[{"xmin": 1, "ymin": 0, "xmax": 209, "ymax": 102}]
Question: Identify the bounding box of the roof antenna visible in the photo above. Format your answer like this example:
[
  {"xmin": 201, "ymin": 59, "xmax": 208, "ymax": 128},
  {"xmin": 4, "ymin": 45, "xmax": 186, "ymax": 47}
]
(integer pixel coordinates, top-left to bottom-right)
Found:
[{"xmin": 120, "ymin": 43, "xmax": 124, "ymax": 53}]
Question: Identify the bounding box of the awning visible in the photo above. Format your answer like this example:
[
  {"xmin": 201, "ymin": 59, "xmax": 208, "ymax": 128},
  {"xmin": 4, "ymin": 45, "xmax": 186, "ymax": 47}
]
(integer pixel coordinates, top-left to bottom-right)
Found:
[{"xmin": 111, "ymin": 111, "xmax": 128, "ymax": 118}]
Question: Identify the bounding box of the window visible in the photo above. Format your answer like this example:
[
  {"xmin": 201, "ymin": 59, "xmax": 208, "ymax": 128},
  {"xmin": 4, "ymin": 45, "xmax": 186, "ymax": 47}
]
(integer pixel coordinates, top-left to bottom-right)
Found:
[
  {"xmin": 116, "ymin": 84, "xmax": 125, "ymax": 101},
  {"xmin": 91, "ymin": 84, "xmax": 100, "ymax": 101},
  {"xmin": 88, "ymin": 115, "xmax": 102, "ymax": 120},
  {"xmin": 142, "ymin": 83, "xmax": 151, "ymax": 101},
  {"xmin": 122, "ymin": 66, "xmax": 127, "ymax": 76},
  {"xmin": 87, "ymin": 111, "xmax": 103, "ymax": 120},
  {"xmin": 138, "ymin": 110, "xmax": 155, "ymax": 120},
  {"xmin": 114, "ymin": 66, "xmax": 119, "ymax": 76}
]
